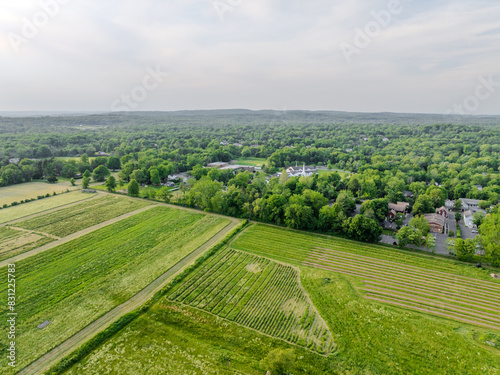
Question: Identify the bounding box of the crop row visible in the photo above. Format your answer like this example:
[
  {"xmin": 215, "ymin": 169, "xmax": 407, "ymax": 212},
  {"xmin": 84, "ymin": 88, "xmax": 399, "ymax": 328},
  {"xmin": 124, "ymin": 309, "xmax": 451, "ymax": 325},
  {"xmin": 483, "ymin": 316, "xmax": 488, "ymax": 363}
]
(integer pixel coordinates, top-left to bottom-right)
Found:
[
  {"xmin": 14, "ymin": 195, "xmax": 150, "ymax": 237},
  {"xmin": 232, "ymin": 224, "xmax": 500, "ymax": 282},
  {"xmin": 0, "ymin": 206, "xmax": 230, "ymax": 372},
  {"xmin": 303, "ymin": 248, "xmax": 500, "ymax": 331},
  {"xmin": 168, "ymin": 249, "xmax": 335, "ymax": 354}
]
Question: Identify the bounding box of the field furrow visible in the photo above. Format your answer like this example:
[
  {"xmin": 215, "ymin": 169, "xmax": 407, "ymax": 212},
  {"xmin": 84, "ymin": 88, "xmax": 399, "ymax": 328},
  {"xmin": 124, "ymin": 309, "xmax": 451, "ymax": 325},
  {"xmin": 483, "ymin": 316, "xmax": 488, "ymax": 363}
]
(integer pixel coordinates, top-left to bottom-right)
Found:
[{"xmin": 168, "ymin": 249, "xmax": 335, "ymax": 354}]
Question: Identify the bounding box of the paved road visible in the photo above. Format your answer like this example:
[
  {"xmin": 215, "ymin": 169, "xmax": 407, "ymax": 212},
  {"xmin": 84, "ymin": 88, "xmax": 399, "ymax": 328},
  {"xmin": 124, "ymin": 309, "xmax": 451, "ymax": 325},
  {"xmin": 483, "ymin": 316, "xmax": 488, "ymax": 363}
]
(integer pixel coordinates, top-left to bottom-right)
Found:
[
  {"xmin": 18, "ymin": 217, "xmax": 240, "ymax": 375},
  {"xmin": 459, "ymin": 220, "xmax": 478, "ymax": 240}
]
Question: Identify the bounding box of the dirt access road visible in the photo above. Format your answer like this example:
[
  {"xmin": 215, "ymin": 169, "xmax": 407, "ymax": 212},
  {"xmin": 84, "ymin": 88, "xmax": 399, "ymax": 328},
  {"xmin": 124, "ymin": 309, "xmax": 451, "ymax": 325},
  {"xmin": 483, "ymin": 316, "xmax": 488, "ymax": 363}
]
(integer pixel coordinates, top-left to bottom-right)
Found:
[{"xmin": 18, "ymin": 217, "xmax": 240, "ymax": 375}]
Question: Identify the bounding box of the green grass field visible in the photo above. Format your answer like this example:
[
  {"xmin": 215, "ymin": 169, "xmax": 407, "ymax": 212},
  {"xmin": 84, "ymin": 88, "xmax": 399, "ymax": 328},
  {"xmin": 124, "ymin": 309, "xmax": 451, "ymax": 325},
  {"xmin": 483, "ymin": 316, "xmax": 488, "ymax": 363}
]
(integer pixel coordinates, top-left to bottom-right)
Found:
[
  {"xmin": 167, "ymin": 249, "xmax": 335, "ymax": 354},
  {"xmin": 232, "ymin": 225, "xmax": 500, "ymax": 281},
  {"xmin": 13, "ymin": 195, "xmax": 150, "ymax": 237},
  {"xmin": 0, "ymin": 206, "xmax": 230, "ymax": 373},
  {"xmin": 0, "ymin": 191, "xmax": 95, "ymax": 224},
  {"xmin": 0, "ymin": 227, "xmax": 54, "ymax": 261},
  {"xmin": 230, "ymin": 224, "xmax": 500, "ymax": 374},
  {"xmin": 64, "ymin": 300, "xmax": 336, "ymax": 375},
  {"xmin": 232, "ymin": 225, "xmax": 500, "ymax": 330},
  {"xmin": 47, "ymin": 223, "xmax": 500, "ymax": 375},
  {"xmin": 235, "ymin": 157, "xmax": 267, "ymax": 167},
  {"xmin": 0, "ymin": 181, "xmax": 80, "ymax": 206}
]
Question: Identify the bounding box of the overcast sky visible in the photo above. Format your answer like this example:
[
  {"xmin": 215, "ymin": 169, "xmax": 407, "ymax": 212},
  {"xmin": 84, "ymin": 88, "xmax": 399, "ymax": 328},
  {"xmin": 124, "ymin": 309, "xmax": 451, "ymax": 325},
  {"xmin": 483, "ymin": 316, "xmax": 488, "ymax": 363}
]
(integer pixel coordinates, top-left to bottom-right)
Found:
[{"xmin": 1, "ymin": 0, "xmax": 499, "ymax": 114}]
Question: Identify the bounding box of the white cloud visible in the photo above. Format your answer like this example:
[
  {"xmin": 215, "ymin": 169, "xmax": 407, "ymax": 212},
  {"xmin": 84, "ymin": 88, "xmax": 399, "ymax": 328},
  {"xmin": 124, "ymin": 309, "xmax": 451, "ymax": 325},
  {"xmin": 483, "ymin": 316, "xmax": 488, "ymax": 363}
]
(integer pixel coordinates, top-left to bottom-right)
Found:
[{"xmin": 0, "ymin": 0, "xmax": 499, "ymax": 114}]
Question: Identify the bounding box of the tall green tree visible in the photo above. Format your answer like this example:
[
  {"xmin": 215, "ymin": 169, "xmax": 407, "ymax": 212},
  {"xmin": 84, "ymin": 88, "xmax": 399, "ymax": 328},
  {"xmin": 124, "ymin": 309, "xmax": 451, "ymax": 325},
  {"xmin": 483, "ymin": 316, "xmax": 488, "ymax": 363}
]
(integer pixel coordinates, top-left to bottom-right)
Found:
[
  {"xmin": 479, "ymin": 208, "xmax": 500, "ymax": 267},
  {"xmin": 92, "ymin": 165, "xmax": 110, "ymax": 182},
  {"xmin": 106, "ymin": 176, "xmax": 117, "ymax": 192},
  {"xmin": 149, "ymin": 168, "xmax": 161, "ymax": 185},
  {"xmin": 128, "ymin": 179, "xmax": 140, "ymax": 197},
  {"xmin": 82, "ymin": 176, "xmax": 90, "ymax": 189}
]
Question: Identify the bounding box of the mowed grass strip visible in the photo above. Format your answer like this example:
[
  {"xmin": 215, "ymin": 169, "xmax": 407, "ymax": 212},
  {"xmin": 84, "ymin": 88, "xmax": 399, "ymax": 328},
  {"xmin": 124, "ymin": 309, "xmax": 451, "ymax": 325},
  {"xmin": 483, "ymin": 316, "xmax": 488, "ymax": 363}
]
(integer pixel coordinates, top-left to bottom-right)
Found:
[
  {"xmin": 301, "ymin": 268, "xmax": 500, "ymax": 374},
  {"xmin": 362, "ymin": 288, "xmax": 500, "ymax": 322},
  {"xmin": 361, "ymin": 282, "xmax": 500, "ymax": 312},
  {"xmin": 311, "ymin": 247, "xmax": 500, "ymax": 293},
  {"xmin": 304, "ymin": 256, "xmax": 500, "ymax": 304},
  {"xmin": 0, "ymin": 181, "xmax": 77, "ymax": 207},
  {"xmin": 0, "ymin": 206, "xmax": 230, "ymax": 374},
  {"xmin": 0, "ymin": 227, "xmax": 54, "ymax": 261},
  {"xmin": 13, "ymin": 195, "xmax": 150, "ymax": 237},
  {"xmin": 0, "ymin": 191, "xmax": 96, "ymax": 224},
  {"xmin": 364, "ymin": 295, "xmax": 500, "ymax": 332},
  {"xmin": 306, "ymin": 252, "xmax": 500, "ymax": 300},
  {"xmin": 167, "ymin": 249, "xmax": 335, "ymax": 355},
  {"xmin": 232, "ymin": 224, "xmax": 500, "ymax": 282},
  {"xmin": 302, "ymin": 255, "xmax": 500, "ymax": 330}
]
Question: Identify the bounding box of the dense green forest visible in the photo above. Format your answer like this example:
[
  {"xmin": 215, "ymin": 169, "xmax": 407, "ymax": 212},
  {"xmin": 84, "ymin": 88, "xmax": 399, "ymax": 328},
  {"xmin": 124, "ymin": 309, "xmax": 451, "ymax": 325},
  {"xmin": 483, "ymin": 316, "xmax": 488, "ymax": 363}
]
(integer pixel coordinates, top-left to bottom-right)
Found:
[{"xmin": 1, "ymin": 111, "xmax": 500, "ymax": 266}]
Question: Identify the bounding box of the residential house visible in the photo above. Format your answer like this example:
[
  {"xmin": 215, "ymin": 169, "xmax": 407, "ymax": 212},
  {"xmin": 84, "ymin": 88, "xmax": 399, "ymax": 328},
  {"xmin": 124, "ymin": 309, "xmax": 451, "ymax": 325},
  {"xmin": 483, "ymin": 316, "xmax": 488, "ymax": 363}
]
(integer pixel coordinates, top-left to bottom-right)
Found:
[
  {"xmin": 96, "ymin": 151, "xmax": 110, "ymax": 157},
  {"xmin": 435, "ymin": 206, "xmax": 448, "ymax": 218},
  {"xmin": 460, "ymin": 198, "xmax": 481, "ymax": 212},
  {"xmin": 473, "ymin": 185, "xmax": 483, "ymax": 191},
  {"xmin": 388, "ymin": 202, "xmax": 410, "ymax": 214},
  {"xmin": 424, "ymin": 213, "xmax": 445, "ymax": 233},
  {"xmin": 403, "ymin": 191, "xmax": 414, "ymax": 199},
  {"xmin": 8, "ymin": 158, "xmax": 20, "ymax": 164}
]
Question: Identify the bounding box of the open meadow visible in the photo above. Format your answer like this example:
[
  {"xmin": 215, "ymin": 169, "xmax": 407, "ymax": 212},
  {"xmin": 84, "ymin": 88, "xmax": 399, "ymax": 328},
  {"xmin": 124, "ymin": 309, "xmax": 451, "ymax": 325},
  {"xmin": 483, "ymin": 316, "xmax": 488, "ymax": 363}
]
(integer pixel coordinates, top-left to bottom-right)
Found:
[
  {"xmin": 235, "ymin": 157, "xmax": 267, "ymax": 167},
  {"xmin": 63, "ymin": 300, "xmax": 337, "ymax": 375},
  {"xmin": 42, "ymin": 223, "xmax": 500, "ymax": 375},
  {"xmin": 0, "ymin": 206, "xmax": 231, "ymax": 373},
  {"xmin": 13, "ymin": 195, "xmax": 150, "ymax": 237},
  {"xmin": 54, "ymin": 223, "xmax": 500, "ymax": 374},
  {"xmin": 0, "ymin": 191, "xmax": 96, "ymax": 224},
  {"xmin": 0, "ymin": 181, "xmax": 78, "ymax": 206},
  {"xmin": 0, "ymin": 227, "xmax": 54, "ymax": 261}
]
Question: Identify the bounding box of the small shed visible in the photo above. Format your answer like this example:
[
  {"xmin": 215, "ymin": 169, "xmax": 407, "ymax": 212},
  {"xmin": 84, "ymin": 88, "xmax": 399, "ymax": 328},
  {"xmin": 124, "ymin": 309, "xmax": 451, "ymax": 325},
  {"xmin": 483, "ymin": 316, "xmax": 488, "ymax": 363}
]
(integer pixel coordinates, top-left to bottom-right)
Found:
[{"xmin": 37, "ymin": 320, "xmax": 51, "ymax": 329}]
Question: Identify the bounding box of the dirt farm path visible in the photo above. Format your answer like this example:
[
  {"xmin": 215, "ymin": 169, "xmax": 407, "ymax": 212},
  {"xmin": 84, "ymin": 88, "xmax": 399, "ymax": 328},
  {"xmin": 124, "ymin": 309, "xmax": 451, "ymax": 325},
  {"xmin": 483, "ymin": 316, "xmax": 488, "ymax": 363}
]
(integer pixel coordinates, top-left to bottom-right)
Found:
[
  {"xmin": 18, "ymin": 217, "xmax": 240, "ymax": 375},
  {"xmin": 6, "ymin": 226, "xmax": 61, "ymax": 240},
  {"xmin": 0, "ymin": 205, "xmax": 155, "ymax": 269}
]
